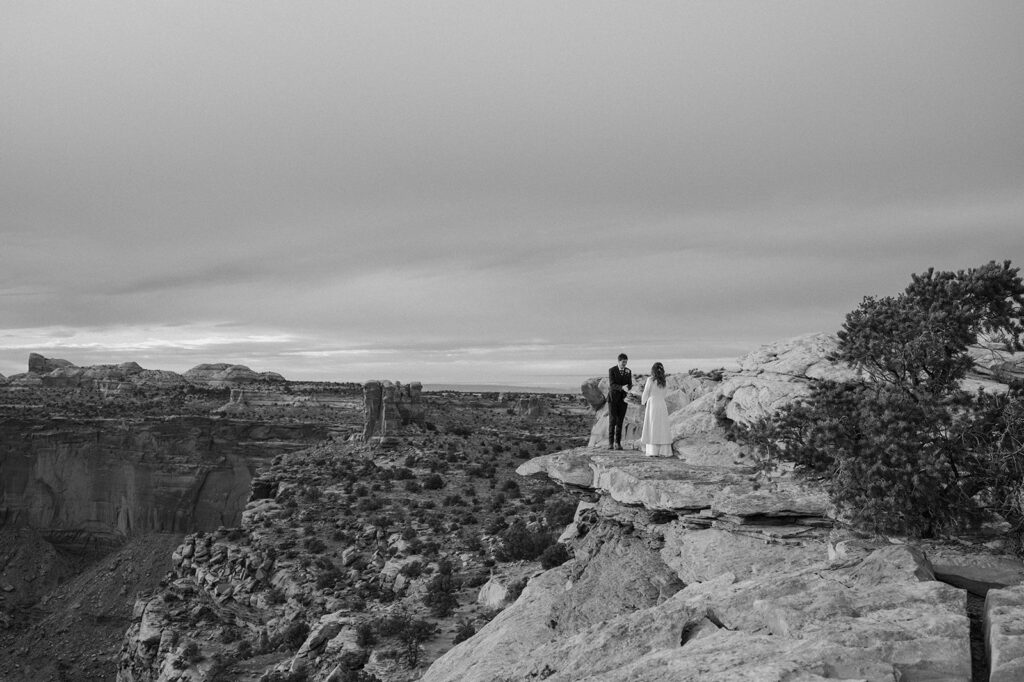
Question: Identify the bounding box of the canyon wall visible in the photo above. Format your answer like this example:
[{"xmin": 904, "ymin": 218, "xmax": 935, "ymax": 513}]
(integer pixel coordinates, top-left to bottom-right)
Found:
[{"xmin": 0, "ymin": 416, "xmax": 329, "ymax": 545}]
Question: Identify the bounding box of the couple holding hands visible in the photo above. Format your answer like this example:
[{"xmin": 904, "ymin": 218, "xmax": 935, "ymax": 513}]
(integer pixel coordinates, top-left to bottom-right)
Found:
[{"xmin": 607, "ymin": 353, "xmax": 672, "ymax": 457}]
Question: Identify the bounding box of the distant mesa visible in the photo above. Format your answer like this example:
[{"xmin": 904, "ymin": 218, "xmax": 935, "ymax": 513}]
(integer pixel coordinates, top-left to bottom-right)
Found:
[
  {"xmin": 182, "ymin": 363, "xmax": 286, "ymax": 388},
  {"xmin": 5, "ymin": 353, "xmax": 288, "ymax": 390}
]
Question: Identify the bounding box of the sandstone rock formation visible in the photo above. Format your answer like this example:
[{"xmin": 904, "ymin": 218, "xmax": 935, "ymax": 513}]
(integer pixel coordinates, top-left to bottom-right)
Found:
[
  {"xmin": 28, "ymin": 352, "xmax": 75, "ymax": 374},
  {"xmin": 415, "ymin": 440, "xmax": 1021, "ymax": 681},
  {"xmin": 0, "ymin": 417, "xmax": 328, "ymax": 544},
  {"xmin": 514, "ymin": 396, "xmax": 548, "ymax": 419},
  {"xmin": 420, "ymin": 332, "xmax": 1024, "ymax": 681},
  {"xmin": 361, "ymin": 379, "xmax": 425, "ymax": 441},
  {"xmin": 182, "ymin": 363, "xmax": 285, "ymax": 387},
  {"xmin": 986, "ymin": 585, "xmax": 1024, "ymax": 681}
]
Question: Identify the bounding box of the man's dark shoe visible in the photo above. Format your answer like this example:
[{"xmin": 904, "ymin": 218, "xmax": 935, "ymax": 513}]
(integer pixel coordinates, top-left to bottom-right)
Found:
[{"xmin": 614, "ymin": 443, "xmax": 622, "ymax": 450}]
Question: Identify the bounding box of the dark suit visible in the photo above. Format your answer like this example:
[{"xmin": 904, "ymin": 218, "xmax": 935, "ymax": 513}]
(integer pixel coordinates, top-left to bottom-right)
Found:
[{"xmin": 607, "ymin": 365, "xmax": 632, "ymax": 447}]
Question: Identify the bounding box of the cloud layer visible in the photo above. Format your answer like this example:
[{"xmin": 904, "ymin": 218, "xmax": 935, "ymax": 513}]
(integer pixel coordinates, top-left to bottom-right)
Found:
[{"xmin": 3, "ymin": 2, "xmax": 1023, "ymax": 386}]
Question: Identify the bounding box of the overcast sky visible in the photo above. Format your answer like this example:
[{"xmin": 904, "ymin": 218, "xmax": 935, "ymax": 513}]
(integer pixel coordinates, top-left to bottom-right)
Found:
[{"xmin": 2, "ymin": 2, "xmax": 1023, "ymax": 387}]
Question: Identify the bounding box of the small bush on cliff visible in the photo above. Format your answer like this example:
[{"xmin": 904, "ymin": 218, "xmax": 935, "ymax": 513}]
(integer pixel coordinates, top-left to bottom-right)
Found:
[
  {"xmin": 738, "ymin": 261, "xmax": 1024, "ymax": 540},
  {"xmin": 281, "ymin": 620, "xmax": 310, "ymax": 651},
  {"xmin": 452, "ymin": 618, "xmax": 476, "ymax": 645},
  {"xmin": 495, "ymin": 520, "xmax": 554, "ymax": 561},
  {"xmin": 539, "ymin": 542, "xmax": 571, "ymax": 569},
  {"xmin": 422, "ymin": 559, "xmax": 460, "ymax": 617}
]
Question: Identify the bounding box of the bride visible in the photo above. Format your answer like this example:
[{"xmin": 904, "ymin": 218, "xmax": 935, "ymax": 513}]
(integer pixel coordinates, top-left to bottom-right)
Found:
[{"xmin": 640, "ymin": 362, "xmax": 673, "ymax": 457}]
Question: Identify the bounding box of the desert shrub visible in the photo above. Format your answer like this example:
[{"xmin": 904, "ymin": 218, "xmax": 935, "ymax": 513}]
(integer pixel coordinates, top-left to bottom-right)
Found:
[
  {"xmin": 282, "ymin": 620, "xmax": 310, "ymax": 651},
  {"xmin": 539, "ymin": 542, "xmax": 571, "ymax": 569},
  {"xmin": 506, "ymin": 576, "xmax": 528, "ymax": 601},
  {"xmin": 355, "ymin": 620, "xmax": 376, "ymax": 647},
  {"xmin": 421, "ymin": 473, "xmax": 445, "ymax": 490},
  {"xmin": 316, "ymin": 566, "xmax": 344, "ymax": 590},
  {"xmin": 738, "ymin": 261, "xmax": 1024, "ymax": 540},
  {"xmin": 262, "ymin": 586, "xmax": 285, "ymax": 606},
  {"xmin": 399, "ymin": 561, "xmax": 423, "ymax": 578},
  {"xmin": 453, "ymin": 619, "xmax": 476, "ymax": 645},
  {"xmin": 404, "ymin": 479, "xmax": 422, "ymax": 493},
  {"xmin": 304, "ymin": 536, "xmax": 327, "ymax": 553},
  {"xmin": 544, "ymin": 498, "xmax": 577, "ymax": 529},
  {"xmin": 356, "ymin": 496, "xmax": 384, "ymax": 512},
  {"xmin": 235, "ymin": 639, "xmax": 253, "ymax": 660},
  {"xmin": 495, "ymin": 521, "xmax": 554, "ymax": 561},
  {"xmin": 391, "ymin": 467, "xmax": 414, "ymax": 480},
  {"xmin": 182, "ymin": 641, "xmax": 203, "ymax": 662},
  {"xmin": 372, "ymin": 612, "xmax": 434, "ymax": 666},
  {"xmin": 422, "ymin": 563, "xmax": 459, "ymax": 617}
]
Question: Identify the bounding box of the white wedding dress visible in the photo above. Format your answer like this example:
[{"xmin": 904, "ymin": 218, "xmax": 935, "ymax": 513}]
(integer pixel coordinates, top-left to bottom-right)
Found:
[{"xmin": 640, "ymin": 377, "xmax": 672, "ymax": 456}]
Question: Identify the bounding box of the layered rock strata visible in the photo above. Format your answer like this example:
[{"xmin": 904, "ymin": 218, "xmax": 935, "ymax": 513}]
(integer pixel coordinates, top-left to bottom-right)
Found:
[
  {"xmin": 361, "ymin": 380, "xmax": 425, "ymax": 441},
  {"xmin": 7, "ymin": 354, "xmax": 287, "ymax": 389},
  {"xmin": 423, "ymin": 334, "xmax": 1024, "ymax": 681},
  {"xmin": 421, "ymin": 445, "xmax": 1018, "ymax": 681},
  {"xmin": 0, "ymin": 416, "xmax": 328, "ymax": 542}
]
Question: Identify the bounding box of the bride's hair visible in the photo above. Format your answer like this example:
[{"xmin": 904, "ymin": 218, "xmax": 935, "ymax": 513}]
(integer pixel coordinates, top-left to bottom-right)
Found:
[{"xmin": 651, "ymin": 362, "xmax": 666, "ymax": 388}]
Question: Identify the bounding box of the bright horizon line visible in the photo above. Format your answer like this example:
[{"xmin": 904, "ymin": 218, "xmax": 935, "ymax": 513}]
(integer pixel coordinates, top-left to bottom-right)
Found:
[{"xmin": 0, "ymin": 348, "xmax": 743, "ymax": 391}]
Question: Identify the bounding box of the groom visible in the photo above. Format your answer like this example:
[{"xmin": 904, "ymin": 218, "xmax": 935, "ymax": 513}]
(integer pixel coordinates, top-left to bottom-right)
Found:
[{"xmin": 607, "ymin": 353, "xmax": 632, "ymax": 450}]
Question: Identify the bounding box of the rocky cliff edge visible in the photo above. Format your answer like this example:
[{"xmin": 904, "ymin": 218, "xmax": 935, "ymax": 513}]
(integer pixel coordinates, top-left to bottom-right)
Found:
[{"xmin": 423, "ymin": 333, "xmax": 1024, "ymax": 682}]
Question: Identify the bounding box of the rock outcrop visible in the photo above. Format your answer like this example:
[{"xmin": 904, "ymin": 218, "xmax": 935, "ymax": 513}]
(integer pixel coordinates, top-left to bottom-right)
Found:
[
  {"xmin": 10, "ymin": 354, "xmax": 288, "ymax": 390},
  {"xmin": 421, "ymin": 332, "xmax": 1024, "ymax": 681},
  {"xmin": 182, "ymin": 363, "xmax": 286, "ymax": 387},
  {"xmin": 513, "ymin": 396, "xmax": 547, "ymax": 419},
  {"xmin": 0, "ymin": 416, "xmax": 328, "ymax": 544},
  {"xmin": 361, "ymin": 379, "xmax": 425, "ymax": 441},
  {"xmin": 28, "ymin": 352, "xmax": 75, "ymax": 374}
]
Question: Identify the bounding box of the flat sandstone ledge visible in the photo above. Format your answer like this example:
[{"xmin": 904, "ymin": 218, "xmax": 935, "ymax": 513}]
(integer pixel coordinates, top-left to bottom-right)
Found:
[{"xmin": 517, "ymin": 447, "xmax": 830, "ymax": 517}]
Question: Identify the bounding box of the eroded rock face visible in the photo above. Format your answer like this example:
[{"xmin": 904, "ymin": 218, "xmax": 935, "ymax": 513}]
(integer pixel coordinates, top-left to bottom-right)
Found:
[
  {"xmin": 986, "ymin": 585, "xmax": 1024, "ymax": 682},
  {"xmin": 182, "ymin": 363, "xmax": 285, "ymax": 387},
  {"xmin": 28, "ymin": 352, "xmax": 74, "ymax": 374},
  {"xmin": 0, "ymin": 417, "xmax": 328, "ymax": 542},
  {"xmin": 518, "ymin": 448, "xmax": 829, "ymax": 519},
  {"xmin": 426, "ymin": 523, "xmax": 971, "ymax": 682},
  {"xmin": 361, "ymin": 379, "xmax": 425, "ymax": 441},
  {"xmin": 514, "ymin": 396, "xmax": 547, "ymax": 419},
  {"xmin": 430, "ymin": 437, "xmax": 980, "ymax": 682}
]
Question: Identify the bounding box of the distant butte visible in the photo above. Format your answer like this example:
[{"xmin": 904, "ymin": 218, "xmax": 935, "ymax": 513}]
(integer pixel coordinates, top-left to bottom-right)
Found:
[{"xmin": 2, "ymin": 353, "xmax": 287, "ymax": 389}]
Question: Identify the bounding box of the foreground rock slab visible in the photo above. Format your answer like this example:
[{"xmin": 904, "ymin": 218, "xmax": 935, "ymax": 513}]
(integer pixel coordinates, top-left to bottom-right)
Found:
[
  {"xmin": 424, "ymin": 543, "xmax": 971, "ymax": 682},
  {"xmin": 986, "ymin": 585, "xmax": 1024, "ymax": 682},
  {"xmin": 517, "ymin": 448, "xmax": 829, "ymax": 520}
]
